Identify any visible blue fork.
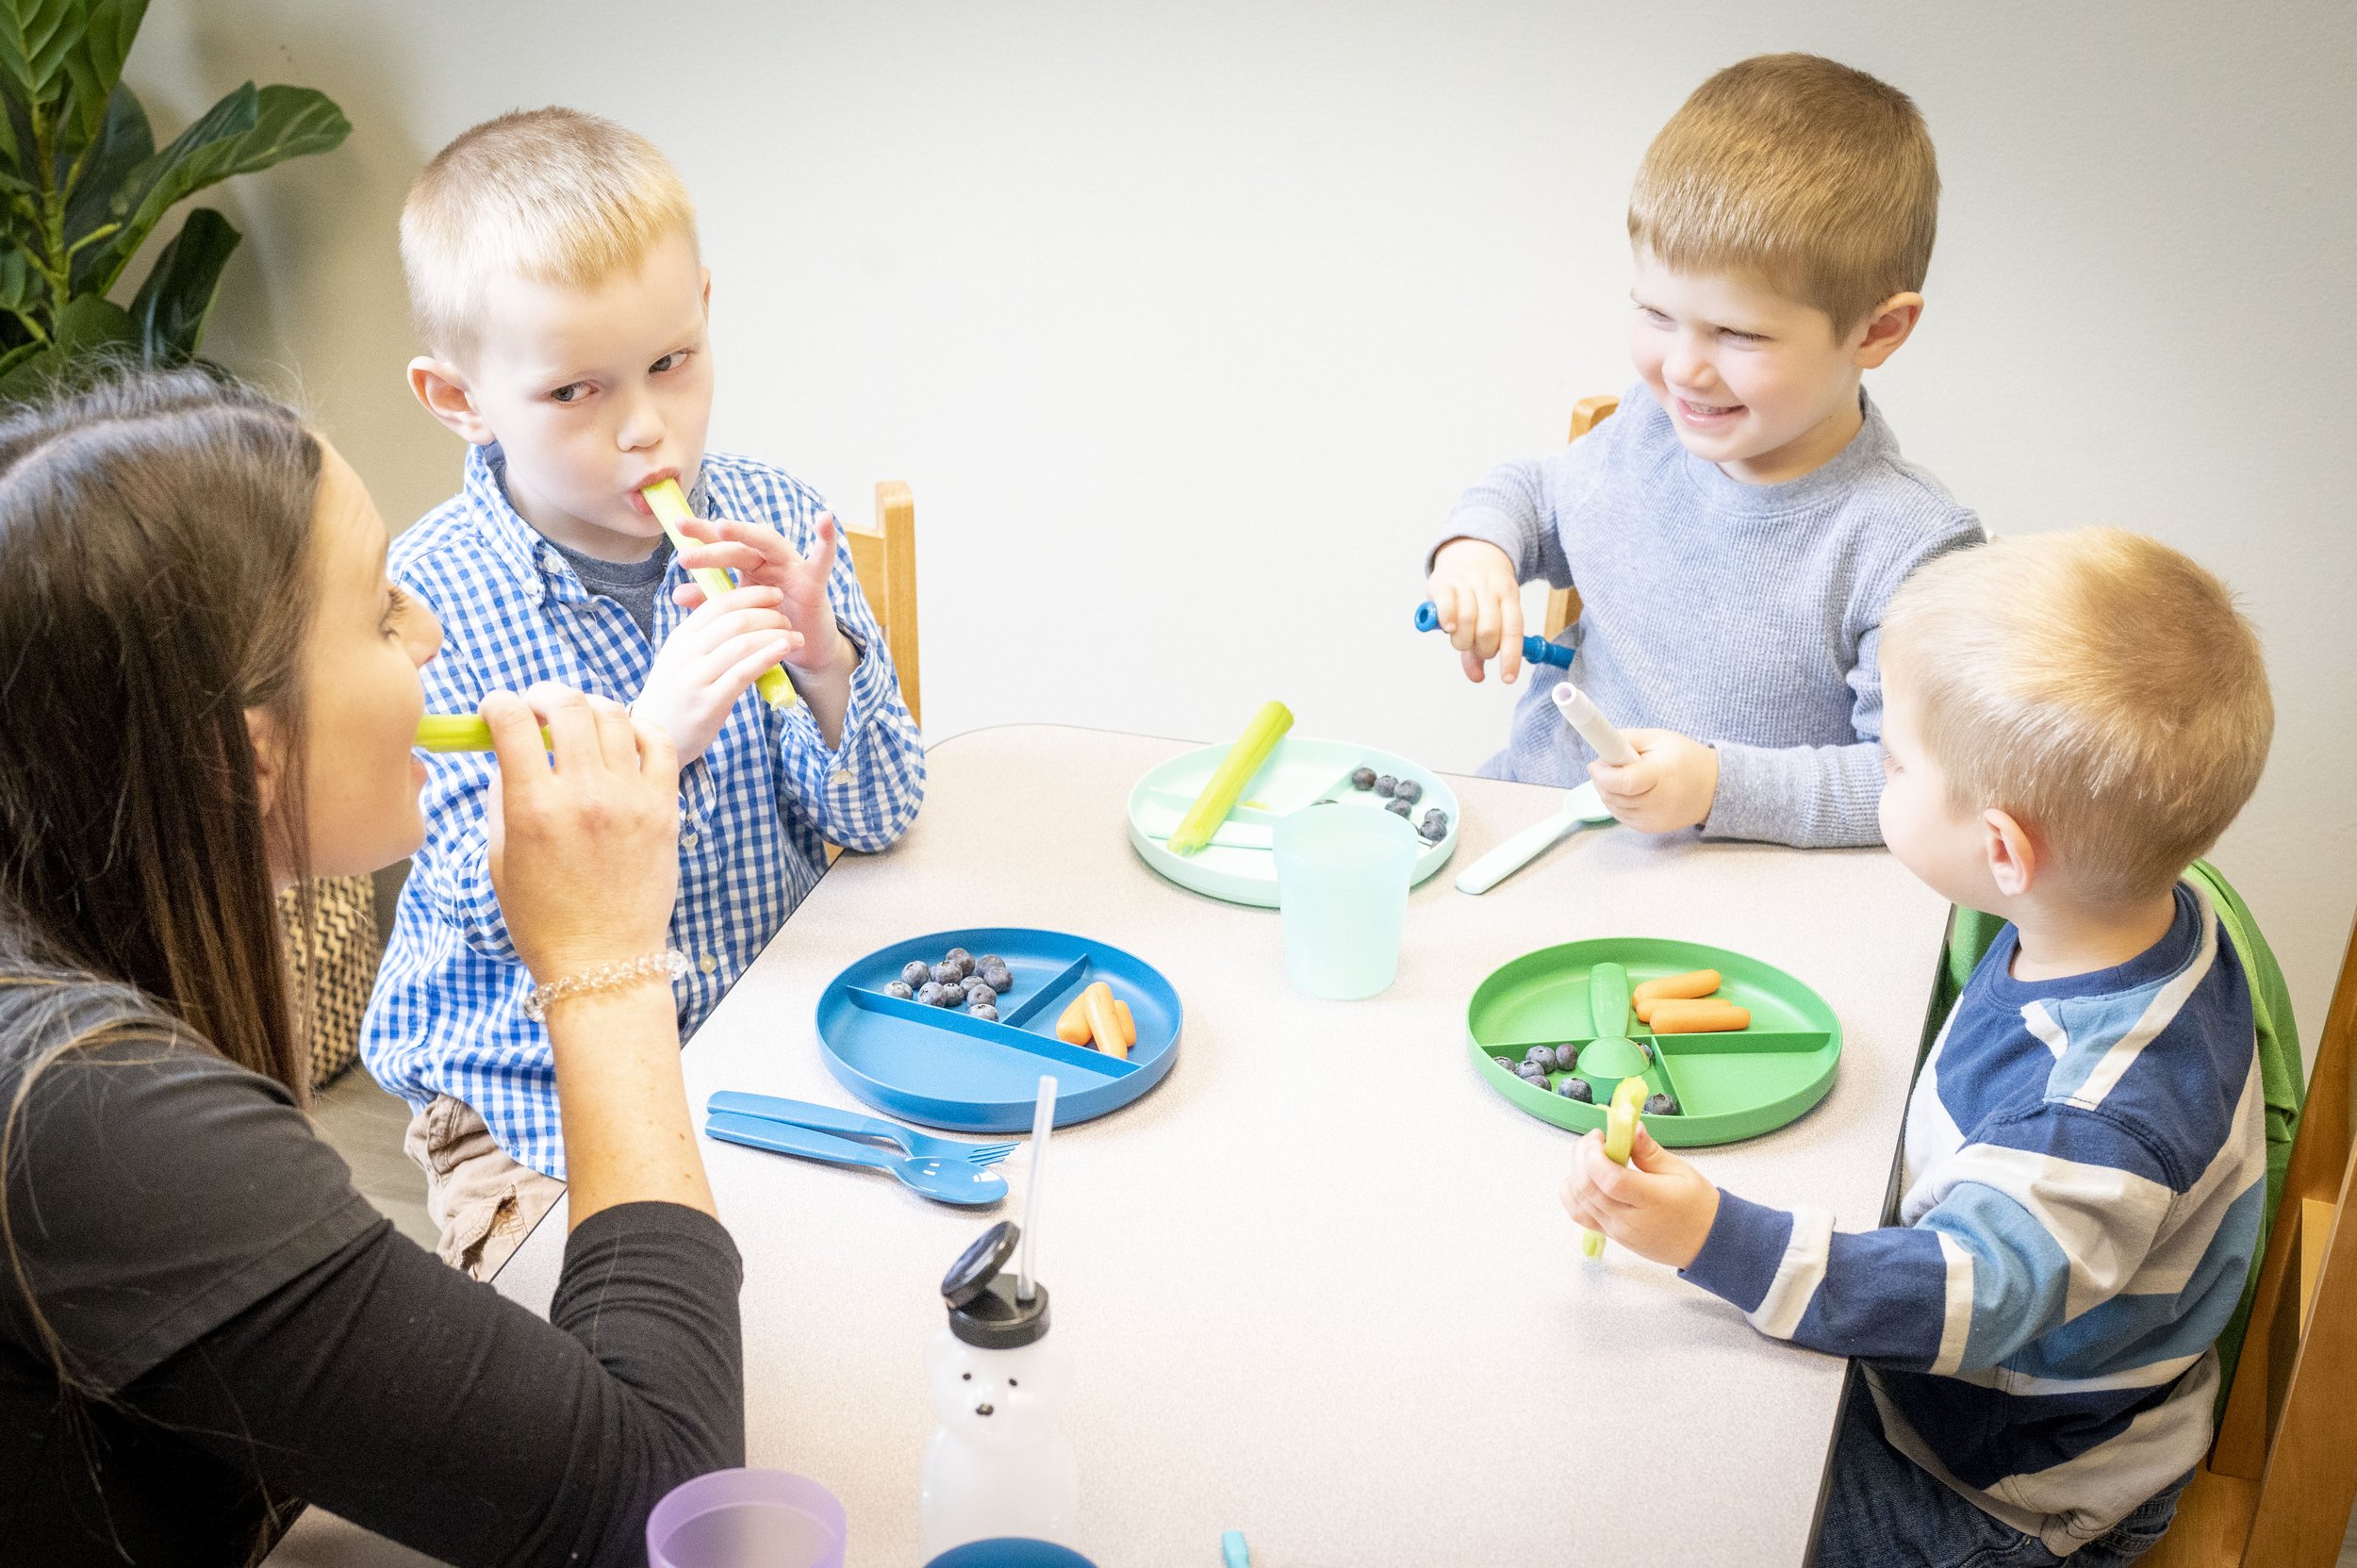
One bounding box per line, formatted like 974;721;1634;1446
705;1091;1019;1167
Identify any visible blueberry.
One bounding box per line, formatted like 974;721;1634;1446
930;962;962;985
1516;1062;1547;1081
1558;1078;1593;1101
978;960;1014;993
915;982;947;1007
884;981;915;1000
1374;774;1396;797
946;947;973;966
964;982;997;1007
1393;779;1423;805
1645;1093;1681;1116
1351;766;1376;790
1556;1043;1579;1072
969;1004;1000;1022
1493;1056;1514;1070
1417;818;1446;842
1386;797;1412;817
1524;1046;1558;1072
901;961;932;988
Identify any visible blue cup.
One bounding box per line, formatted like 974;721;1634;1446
1273;805;1420;999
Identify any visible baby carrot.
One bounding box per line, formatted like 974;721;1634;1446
1056;999;1091;1045
1633;968;1721;1004
1082;982;1129;1062
1648;999;1751;1034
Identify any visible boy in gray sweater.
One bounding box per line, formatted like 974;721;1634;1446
1426;54;1982;848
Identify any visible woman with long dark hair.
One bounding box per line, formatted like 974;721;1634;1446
0;371;746;1565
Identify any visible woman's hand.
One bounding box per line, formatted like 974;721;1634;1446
481;683;682;981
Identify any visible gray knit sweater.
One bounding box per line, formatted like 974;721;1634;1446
1439;385;1982;848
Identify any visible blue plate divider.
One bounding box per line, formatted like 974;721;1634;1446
814;927;1182;1132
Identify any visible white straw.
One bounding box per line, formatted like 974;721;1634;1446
1016;1075;1057;1302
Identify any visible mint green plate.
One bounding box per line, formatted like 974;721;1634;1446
1466;937;1840;1147
1127;736;1457;908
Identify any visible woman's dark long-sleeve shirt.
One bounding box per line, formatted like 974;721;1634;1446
0;974;744;1566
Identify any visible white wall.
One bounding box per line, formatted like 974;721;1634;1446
138;0;2356;1037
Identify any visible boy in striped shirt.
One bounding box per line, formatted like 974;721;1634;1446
363;109;924;1278
1560;530;2275;1564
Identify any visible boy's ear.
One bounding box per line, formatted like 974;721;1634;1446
408;355;493;445
1852;292;1924;370
1982;806;2037;899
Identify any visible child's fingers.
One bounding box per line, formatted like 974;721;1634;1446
1459;646;1487;684
673;589;789;652
1498;593;1525;685
1589;757;1653;800
701;630;799;691
811;510;837;559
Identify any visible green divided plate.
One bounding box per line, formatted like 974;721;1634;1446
1466;937;1840;1147
1127;736;1458;908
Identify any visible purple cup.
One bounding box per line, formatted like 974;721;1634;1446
646;1469;846;1568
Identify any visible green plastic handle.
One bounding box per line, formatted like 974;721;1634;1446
1588;961;1631;1040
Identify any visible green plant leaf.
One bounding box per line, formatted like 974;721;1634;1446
60;75;145;246
0;335;42;379
0;242;34;314
56;0;141;144
0;0;77;108
74;81;347;299
0;288;135;401
124;202;234;360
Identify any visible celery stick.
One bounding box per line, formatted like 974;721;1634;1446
641;477;797;708
414;715;553;752
1167;701;1294;855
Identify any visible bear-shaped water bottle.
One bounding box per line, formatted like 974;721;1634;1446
918;1221;1080;1559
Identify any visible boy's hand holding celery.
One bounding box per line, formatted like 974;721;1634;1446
1558;1121;1721;1268
637;478;857;758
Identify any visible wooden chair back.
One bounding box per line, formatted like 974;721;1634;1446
844;479;921;729
1540;394;1620;640
2145;909;2357;1565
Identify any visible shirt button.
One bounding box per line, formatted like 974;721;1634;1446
699;954;718;976
831;768;853;784
682;830;700;849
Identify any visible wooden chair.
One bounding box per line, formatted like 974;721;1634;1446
1538;394;1620;641
2143;909;2357;1565
844;479;921;729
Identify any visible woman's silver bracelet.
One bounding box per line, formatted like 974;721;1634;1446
521;949;690;1023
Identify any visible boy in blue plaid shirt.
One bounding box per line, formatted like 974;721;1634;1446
362;108;925;1277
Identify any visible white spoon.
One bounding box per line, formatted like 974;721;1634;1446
1454;781;1617;895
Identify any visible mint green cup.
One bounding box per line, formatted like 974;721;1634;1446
1274;806;1420;999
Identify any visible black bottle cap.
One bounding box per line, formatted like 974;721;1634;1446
941;1220;1051;1349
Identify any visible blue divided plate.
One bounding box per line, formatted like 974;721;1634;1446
816;928;1181;1132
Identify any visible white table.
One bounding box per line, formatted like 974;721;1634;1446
273;724;1949;1568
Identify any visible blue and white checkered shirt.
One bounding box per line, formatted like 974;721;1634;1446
362;444;925;1178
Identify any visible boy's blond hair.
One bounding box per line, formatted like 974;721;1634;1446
1629;54;1937;333
1883;530;2271;906
401;107;698;358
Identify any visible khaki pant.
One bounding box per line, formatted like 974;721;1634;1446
403;1095;567;1281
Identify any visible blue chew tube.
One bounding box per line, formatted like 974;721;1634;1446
1412;602;1574;668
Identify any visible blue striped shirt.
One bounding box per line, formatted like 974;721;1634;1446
1683;881;2263;1553
361;445;925;1179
